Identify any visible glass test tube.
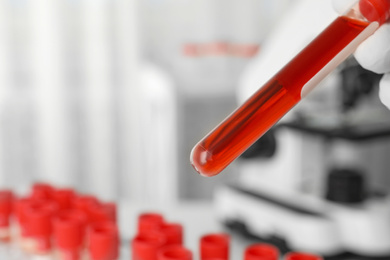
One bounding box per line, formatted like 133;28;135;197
191;0;390;177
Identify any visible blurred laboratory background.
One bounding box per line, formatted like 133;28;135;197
3;0;390;258
0;0;292;202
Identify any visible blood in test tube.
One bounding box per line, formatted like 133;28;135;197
200;233;230;260
137;213;165;234
160;223;183;245
24;200;58;254
88;221;119;260
0;190;13;242
190;0;390;177
157;245;192;260
132;231;167;260
284;252;323;260
244;244;279;260
53;209;87;260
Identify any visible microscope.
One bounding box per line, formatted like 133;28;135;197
214;58;390;260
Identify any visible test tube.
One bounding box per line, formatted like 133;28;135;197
190;0;390;177
199;233;230;260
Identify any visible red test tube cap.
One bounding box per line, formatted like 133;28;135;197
25;200;58;238
138;212;164;234
132;231;167;260
88;221;119;260
31;183;54;200
104;202;117;222
88;202;117;224
52;188;76;210
284;252;323;260
158;245;192;260
14;198;33;237
359;0;390;25
160;223;183;245
244;244;279;260
53;209;87;250
72;195;99;223
200;233;230;260
0;190;13;227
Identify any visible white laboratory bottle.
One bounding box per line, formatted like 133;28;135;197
80;0;116;201
30;0;73;188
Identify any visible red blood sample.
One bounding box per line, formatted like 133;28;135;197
244;244;279;260
191;15;373;177
157;245;192;260
200;233;230;260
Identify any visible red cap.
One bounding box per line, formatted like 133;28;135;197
88;202;117;224
104;203;117;222
72;195;99;211
359;0;390;25
72;195;100;222
244;244;279;260
157;245;192;260
88;221;119;260
0;190;13;227
53;209;87;250
160;223;183;245
31;183;54;200
25;200;58;238
53;188;76;210
284;252;323;260
14;198;33;237
200;233;230;260
23;200;58;252
138;213;164;234
132;231;167;260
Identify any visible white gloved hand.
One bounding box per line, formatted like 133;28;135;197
333;0;390;109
